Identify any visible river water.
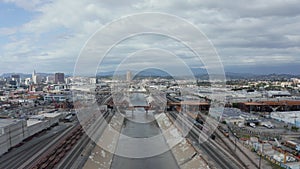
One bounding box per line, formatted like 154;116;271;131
110;93;180;169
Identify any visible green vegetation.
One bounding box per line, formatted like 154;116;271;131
268;161;285;169
232;103;239;108
291;126;299;132
196;80;211;86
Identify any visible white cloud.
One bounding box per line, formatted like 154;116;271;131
0;27;17;36
1;0;46;10
0;0;300;74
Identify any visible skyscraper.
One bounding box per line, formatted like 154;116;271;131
11;74;20;85
126;71;132;82
54;73;65;84
46;75;55;84
32;70;36;84
32;70;42;84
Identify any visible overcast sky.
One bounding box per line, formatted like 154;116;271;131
0;0;300;75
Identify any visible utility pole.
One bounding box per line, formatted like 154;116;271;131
259;152;262;169
234;136;237;152
259;142;264;169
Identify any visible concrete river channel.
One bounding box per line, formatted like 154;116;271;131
110;93;180;169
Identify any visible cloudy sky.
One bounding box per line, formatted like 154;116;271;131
0;0;300;75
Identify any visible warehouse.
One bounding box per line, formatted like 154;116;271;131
220;108;259;125
0;112;63;156
271;111;300;127
0;119;27;155
27;120;48;137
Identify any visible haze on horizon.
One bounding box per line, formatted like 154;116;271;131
0;0;299;75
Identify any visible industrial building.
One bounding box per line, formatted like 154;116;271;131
0;119;27;155
271;111;300;127
0;112;63;156
238;100;300;113
44;94;71;102
220;108;259;125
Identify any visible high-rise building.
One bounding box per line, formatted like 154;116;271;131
126;71;132;82
54;73;65;84
90;77;97;84
11;74;20;85
32;70;36;84
46;76;55;84
32;70;36;79
65;77;71;84
24;78;31;85
32;70;42;84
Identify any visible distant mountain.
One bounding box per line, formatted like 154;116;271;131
135;68;170;77
247;73;300;80
97;71;116;77
96;68;300;80
225;72;256;80
0;73;31;78
190;68;207;76
97;68;171;78
0;72;58;78
191;68;300;80
4;70;297;81
190;68;252;80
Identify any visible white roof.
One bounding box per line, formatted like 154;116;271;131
43;112;62;118
0;119;22;128
27;119;43;126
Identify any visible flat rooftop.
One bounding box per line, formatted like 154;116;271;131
43;112;62;118
170;101;210;106
242;100;300;106
0;119;22;128
27;119;43;126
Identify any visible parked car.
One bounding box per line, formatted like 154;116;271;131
250;123;256;128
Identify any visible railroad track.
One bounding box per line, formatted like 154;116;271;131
0;93;112;169
0;127;68;169
168;111;243;169
56;111;112;169
225;133;260;168
213;130;252;168
55;133;91;169
170;110;260;169
53;94;113;169
189;131;237;169
27;124;83;169
216;125;260;168
26;99;113;169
